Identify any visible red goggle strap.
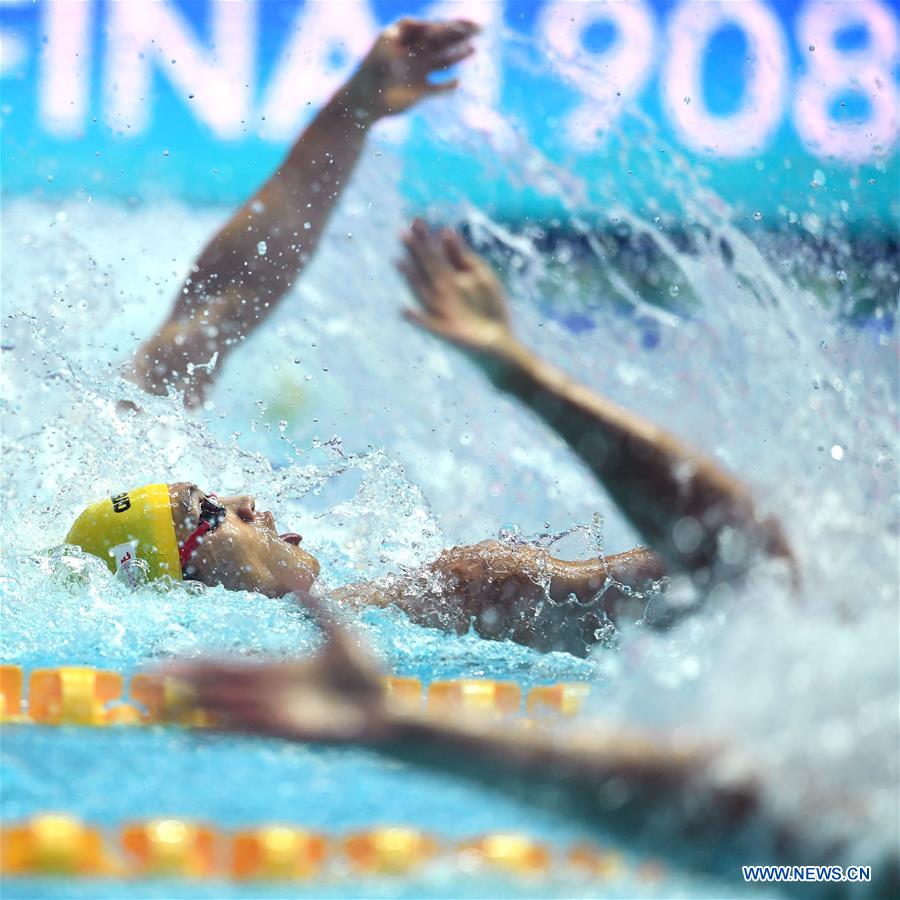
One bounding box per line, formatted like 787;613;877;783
179;520;212;570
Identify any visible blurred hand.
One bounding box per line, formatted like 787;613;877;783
348;19;479;121
398;220;517;361
165;593;391;744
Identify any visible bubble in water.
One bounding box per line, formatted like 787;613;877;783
669;285;680;297
836;270;847;283
250;200;265;214
303;222;311;230
162;149;169;157
683;96;691;105
831;445;844;461
808;44;815;51
753;211;762;221
256;241;267;256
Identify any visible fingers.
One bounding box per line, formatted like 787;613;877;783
423;78;460;97
396;258;432;307
428;44;475;72
402;307;439;334
402;218;444;284
441;230;474;271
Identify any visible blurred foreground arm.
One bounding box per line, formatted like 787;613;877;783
167;596;767;862
130;20;478;407
397;222;795;584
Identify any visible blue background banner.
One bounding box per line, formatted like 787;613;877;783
1;0;898;227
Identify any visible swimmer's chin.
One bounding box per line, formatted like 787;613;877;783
270;563;319;598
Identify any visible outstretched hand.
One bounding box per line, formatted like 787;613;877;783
348;19;479;121
398;220;518;362
164;592;391;744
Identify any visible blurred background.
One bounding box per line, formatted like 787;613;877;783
1;0;897;220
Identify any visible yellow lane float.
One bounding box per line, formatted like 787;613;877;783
28;668;123;726
0;814;114;876
460;833;551;875
0;665;596;727
568;842;626;879
232;826;327;880
381;676;423;709
428;679;522;716
121;819;215;878
344;827;438;875
129;673;217;727
526;683;591;716
1;814;662;884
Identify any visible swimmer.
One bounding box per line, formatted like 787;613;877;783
68;222;792;656
161;234;894;892
130;17;481;408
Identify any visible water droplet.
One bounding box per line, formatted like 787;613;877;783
250;200;264;214
278;419;288;433
162;149;169;157
808;44;815;51
303;222;311;230
293;357;302;364
256;241;267;256
836;270;847;283
669;285;680;297
304;374;312;382
753;211;762;221
683;96;691;105
831;445;844;461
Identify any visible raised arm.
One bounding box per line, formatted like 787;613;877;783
130;19;478;407
397;221;796;585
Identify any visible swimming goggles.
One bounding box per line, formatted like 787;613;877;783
179;494;227;571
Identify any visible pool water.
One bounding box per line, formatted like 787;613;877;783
1;109;898;898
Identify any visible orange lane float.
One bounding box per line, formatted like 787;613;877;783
121;819;215;878
568;842;626;880
232;827;327;880
460;833;552;875
381;676;423;709
0;664;26;723
344;827;438;875
0;814;114;876
1;815;655;884
427;679;522;716
129;673;216;727
526;683;591;717
0;665;595;727
28;667;123;726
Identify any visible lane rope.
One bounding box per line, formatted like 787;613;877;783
1;814;665;883
0;664;592;727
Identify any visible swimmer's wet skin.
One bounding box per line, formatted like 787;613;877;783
65;482;665;656
129;18;480;409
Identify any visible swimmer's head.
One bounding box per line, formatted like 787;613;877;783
66;483;320;597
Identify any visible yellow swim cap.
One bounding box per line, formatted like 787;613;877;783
65;484;182;582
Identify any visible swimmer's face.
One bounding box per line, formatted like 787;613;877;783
167;483;320;598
